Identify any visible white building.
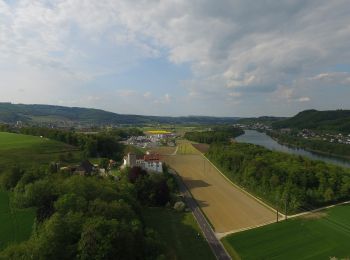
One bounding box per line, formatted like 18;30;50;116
123;152;163;173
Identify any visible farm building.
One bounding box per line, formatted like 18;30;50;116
123;152;163;173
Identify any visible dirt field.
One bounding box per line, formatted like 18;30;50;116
162;153;276;233
192;143;210;154
149;146;177;155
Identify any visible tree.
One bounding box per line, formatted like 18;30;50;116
0;166;25;190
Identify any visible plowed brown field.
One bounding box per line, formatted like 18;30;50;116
162;152;276;233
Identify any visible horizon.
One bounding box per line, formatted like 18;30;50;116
0;101;337;118
1;1;350;117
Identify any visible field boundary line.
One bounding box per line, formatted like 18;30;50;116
169;168;232;260
216;219;277;239
190;142;350;220
288;200;350;219
197;151;281;216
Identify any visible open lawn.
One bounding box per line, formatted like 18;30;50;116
161;152;275;233
142;207;215;260
0;132;80;171
222;204;350;260
0;191;35;250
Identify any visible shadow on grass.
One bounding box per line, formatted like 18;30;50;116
143;207;215;260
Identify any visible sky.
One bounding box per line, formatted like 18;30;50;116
0;0;350;117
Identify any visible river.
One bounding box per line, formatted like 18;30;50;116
236;130;350;168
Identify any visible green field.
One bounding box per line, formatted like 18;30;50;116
0;191;35;250
176;140;200;155
143;207;215;260
0;132;80;171
222;204;350;260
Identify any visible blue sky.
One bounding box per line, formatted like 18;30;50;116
0;0;350;117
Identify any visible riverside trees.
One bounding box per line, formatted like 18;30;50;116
207;143;350;213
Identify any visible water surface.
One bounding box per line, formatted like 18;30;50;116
236;130;350;168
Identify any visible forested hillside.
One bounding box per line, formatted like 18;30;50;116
0;103;239;126
237;116;286;125
273;109;350;133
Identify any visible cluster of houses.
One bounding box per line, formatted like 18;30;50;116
59;151;164;177
297;129;350;145
59;159;117;177
122;152;163;173
234;123;272;131
125;133;176;148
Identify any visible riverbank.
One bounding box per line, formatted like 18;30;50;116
267;133;350;161
236;130;350;168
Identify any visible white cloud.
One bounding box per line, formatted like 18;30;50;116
1;0;350;116
297;97;310;102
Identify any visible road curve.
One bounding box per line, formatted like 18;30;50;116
171;169;231;260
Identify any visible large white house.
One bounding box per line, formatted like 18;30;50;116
123;152;163;173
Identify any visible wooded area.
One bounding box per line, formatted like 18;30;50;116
207;143;350;213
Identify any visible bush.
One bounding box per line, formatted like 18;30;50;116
173;201;186;212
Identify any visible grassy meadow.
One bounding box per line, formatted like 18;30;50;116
222;204;350;260
143;207;215;260
0;132;81;171
0;191;35;250
176;140;201;155
0;132;81;251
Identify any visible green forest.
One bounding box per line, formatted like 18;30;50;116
184;126;243;144
0;103;238;126
0;158;178;259
272;109;350;133
207;142;350;213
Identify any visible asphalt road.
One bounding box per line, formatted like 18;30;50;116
172;170;232;260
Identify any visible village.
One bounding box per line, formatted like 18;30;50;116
58;131;174;177
124;131;176;148
296;129;350;145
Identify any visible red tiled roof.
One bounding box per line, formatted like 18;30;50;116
144;153;160;162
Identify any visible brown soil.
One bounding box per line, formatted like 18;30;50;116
149;146;177;155
192;143;210;154
162;154;276;233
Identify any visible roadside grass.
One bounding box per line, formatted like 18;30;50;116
222;204;350;260
0;132;81;171
0;191;35;251
142;207;215;260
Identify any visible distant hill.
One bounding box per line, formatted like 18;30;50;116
0;103;239;126
237;116;286;126
272;109;350;133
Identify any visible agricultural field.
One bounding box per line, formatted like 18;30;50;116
161;149;276;233
149;146;177;155
222;204;350;260
0;191;35;250
142;207;215;260
0;132;80;171
192;143;210;154
146;130;172;135
176;140;201;155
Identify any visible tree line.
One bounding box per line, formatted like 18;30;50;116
0;162;177;259
184;126;244;144
0;125;143;162
207;142;350;213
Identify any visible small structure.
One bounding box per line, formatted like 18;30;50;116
123;152;163;173
75;160;95;176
